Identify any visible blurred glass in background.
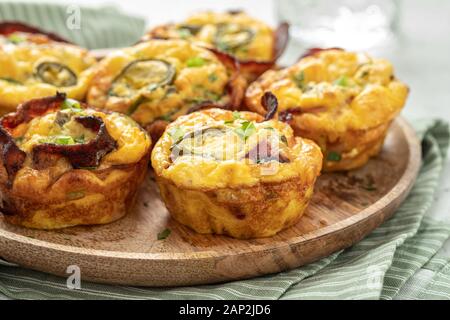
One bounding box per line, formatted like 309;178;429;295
276;0;400;51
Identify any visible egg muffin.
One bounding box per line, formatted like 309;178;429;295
145;11;289;79
87;39;246;142
0;23;96;114
245;48;409;171
152;95;322;239
0;93;151;229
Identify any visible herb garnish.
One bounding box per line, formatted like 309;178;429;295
55;136;75;145
8;34;25;44
186;57;206;68
327;151;342;162
157;228;171;240
334;75;349;87
235;121;256;141
178;28;192;39
168;127;185;143
293;71;305;89
61;98;82;112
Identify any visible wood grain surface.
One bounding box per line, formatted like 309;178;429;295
0;117;421;287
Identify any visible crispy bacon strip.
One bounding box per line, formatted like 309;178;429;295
1;92;67;129
0;21;72;44
300;47;344;60
0;127;26;187
261;91;278;121
32;115;117;169
0;94;118;186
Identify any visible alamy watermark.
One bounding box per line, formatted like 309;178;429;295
66;5;81;30
66;264;81;290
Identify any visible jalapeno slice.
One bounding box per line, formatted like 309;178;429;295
214;24;255;52
171;126;244;162
109;59;175;98
35;62;77;87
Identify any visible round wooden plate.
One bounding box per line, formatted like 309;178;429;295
0;117;421;287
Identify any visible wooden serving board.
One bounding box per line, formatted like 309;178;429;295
0;117;421;287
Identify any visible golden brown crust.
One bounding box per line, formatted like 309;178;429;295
157;175;315;239
1;154;149;229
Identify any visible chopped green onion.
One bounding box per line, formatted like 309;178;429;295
334;75;349;87
8;34;25;44
327;151;342;162
157;228;171;240
61;98;82;112
186;57;206;68
168;127;185;143
55;136;75;145
293;71;305;89
178;28;192;39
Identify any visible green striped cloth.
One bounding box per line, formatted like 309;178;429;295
0;119;449;300
0;1;146;49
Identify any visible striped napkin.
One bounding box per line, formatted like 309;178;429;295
0;1;146;49
0;119;449;300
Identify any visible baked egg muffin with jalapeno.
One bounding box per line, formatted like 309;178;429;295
245;48;409;172
87;39;246;143
145;11;289;79
0;93;151;229
151;93;322;239
0;23;96;114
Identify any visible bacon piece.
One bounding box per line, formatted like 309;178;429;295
0;127;26;187
261;91;278;121
1;92;67;129
32;115;117;169
0;21;72;44
300;47;344;60
245;139;290;164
